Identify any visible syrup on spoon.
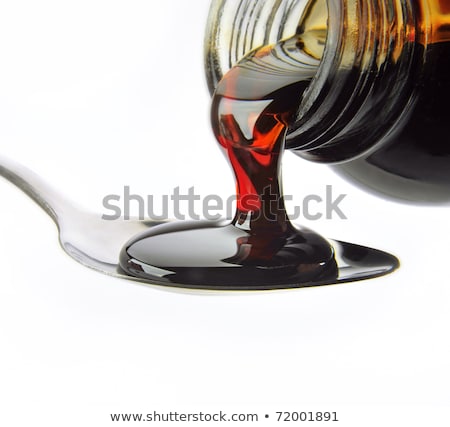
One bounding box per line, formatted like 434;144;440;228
0;154;398;290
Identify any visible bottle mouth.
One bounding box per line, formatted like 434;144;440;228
205;0;419;162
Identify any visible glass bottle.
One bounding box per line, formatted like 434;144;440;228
205;0;450;204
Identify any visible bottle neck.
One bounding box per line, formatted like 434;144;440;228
204;0;448;161
290;0;420;162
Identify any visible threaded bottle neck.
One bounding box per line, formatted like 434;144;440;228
205;0;423;162
289;0;420;162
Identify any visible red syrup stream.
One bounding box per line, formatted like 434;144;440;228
119;38;338;289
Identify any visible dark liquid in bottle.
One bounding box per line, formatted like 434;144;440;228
119;38;339;289
331;42;450;203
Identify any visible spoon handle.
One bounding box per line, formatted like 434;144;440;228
0;155;73;224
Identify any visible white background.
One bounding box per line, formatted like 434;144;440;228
0;1;449;426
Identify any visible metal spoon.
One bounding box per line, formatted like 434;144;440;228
0;155;399;290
